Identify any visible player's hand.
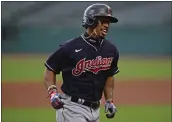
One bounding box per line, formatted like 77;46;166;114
50;92;64;109
105;100;117;119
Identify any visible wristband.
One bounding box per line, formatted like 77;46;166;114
47;85;57;96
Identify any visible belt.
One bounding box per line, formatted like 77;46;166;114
71;96;100;109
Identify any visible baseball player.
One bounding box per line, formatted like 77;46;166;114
44;3;119;122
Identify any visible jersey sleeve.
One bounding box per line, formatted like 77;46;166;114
106;50;120;77
44;45;67;74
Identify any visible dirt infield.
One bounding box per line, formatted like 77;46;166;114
2;80;171;108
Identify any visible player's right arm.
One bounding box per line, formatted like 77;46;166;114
43;45;67;109
44;68;56;92
44;45;66;88
44;47;62;92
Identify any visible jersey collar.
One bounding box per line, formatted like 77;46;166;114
81;32;104;51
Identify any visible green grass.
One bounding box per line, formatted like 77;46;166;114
118;58;171;80
2;57;46;82
2;56;171;82
2;105;171;122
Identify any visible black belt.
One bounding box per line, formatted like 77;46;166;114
71;96;100;109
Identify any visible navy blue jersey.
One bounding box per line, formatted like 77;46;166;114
45;33;119;101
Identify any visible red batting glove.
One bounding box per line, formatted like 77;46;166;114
50;92;64;109
47;85;64;109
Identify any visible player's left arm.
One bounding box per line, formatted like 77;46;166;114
103;48;119;118
104;75;115;102
104;75;117;119
104;49;119;102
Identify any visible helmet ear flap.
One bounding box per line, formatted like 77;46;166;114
89;17;98;27
82;16;98;28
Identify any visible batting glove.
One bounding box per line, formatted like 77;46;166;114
48;85;64;109
105;100;117;119
50;92;64;109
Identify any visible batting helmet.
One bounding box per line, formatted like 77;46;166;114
82;3;118;28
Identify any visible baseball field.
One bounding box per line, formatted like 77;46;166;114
2;54;171;122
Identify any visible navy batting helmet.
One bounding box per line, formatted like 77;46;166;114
82;3;118;28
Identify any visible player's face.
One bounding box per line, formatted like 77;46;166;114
95;17;111;38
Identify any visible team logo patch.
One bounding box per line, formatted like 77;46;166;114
72;56;113;76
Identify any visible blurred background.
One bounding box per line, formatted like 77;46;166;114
1;1;171;122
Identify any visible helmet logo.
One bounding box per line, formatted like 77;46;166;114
108;7;112;15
